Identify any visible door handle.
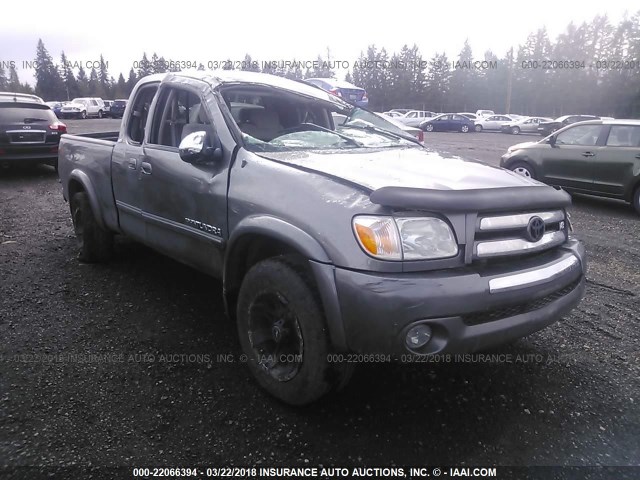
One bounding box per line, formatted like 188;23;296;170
140;162;152;175
635;154;640;159
127;158;137;169
581;152;595;157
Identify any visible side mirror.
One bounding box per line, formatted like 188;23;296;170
548;135;556;147
178;127;222;164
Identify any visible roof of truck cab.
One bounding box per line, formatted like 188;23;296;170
137;70;345;105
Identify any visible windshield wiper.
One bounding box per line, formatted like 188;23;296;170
299;122;364;147
341;122;418;144
23;117;48;123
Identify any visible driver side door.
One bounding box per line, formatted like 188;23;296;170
141;84;231;275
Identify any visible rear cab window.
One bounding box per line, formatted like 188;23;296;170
127;85;159;144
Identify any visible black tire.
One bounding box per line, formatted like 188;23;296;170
460;124;469;133
475;124;483;132
81;111;87;119
508;161;536;180
70;192;113;263
633;185;640;215
97;110;103;119
511;126;520;135
237;256;351;405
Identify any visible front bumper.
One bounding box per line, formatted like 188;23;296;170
333;238;586;355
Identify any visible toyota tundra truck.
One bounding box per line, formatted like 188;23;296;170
58;71;586;405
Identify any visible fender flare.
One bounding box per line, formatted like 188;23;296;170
224;215;348;350
67;169;107;230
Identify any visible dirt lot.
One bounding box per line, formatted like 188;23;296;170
1;120;638;475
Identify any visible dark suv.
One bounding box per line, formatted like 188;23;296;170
109;99;127;119
538;115;600;136
0;101;67;169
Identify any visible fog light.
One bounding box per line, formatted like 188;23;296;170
405;324;432;350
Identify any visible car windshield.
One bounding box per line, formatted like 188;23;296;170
222;86;419;153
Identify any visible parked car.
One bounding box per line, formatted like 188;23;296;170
304;77;368;107
537;115;600;136
501;119;640;214
0;98;66;169
501;116;554;135
0;92;45;104
475;114;514;132
383;111;404;117
103;100;113;117
58;71;585;405
398;110;436;127
458;112;478;121
45;101;66;117
475;109;495;118
59;97;106;119
109;99;128;118
420;113;475;133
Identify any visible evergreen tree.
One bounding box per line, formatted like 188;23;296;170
59;52;79;100
126;68;137;95
76;65;89;96
34;39;65;100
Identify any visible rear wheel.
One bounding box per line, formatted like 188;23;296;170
461;124;469;133
511;126;521;135
509;161;536;180
633;185;640;215
70;192;113;262
237;256;352;405
475;124;483;132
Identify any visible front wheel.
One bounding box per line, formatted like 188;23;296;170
425;124;434;132
237;256;352;405
475;124;483;132
97;110;103;119
70;192;113;262
80;111;87;119
509;161;536;180
633;185;640;215
511;126;520;135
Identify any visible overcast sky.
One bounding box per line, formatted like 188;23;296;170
1;0;637;84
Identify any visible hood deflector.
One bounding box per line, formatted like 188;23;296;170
370;185;572;213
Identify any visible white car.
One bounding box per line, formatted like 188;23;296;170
60;97;105;119
500;116;554;135
397;110;435;127
474;114;514;132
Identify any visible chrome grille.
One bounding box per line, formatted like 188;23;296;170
474;210;566;259
7;130;46;144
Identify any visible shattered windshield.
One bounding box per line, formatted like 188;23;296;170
221;85;420;152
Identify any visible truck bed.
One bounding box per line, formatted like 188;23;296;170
58;132;119;232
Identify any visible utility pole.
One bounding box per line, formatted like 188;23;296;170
505;47;513;114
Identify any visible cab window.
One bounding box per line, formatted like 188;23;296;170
127;84;159;144
150;87;210;148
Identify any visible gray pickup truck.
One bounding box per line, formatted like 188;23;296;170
58;71;586;405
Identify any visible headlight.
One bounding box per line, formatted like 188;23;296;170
353;215;458;261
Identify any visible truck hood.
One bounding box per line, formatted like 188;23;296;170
259;147;540;191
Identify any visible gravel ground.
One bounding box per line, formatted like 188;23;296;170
1;121;638;475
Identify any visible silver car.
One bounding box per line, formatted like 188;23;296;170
398;110;436;127
474;114;514;132
501;116;554;135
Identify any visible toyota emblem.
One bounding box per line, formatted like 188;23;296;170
526;216;545;242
